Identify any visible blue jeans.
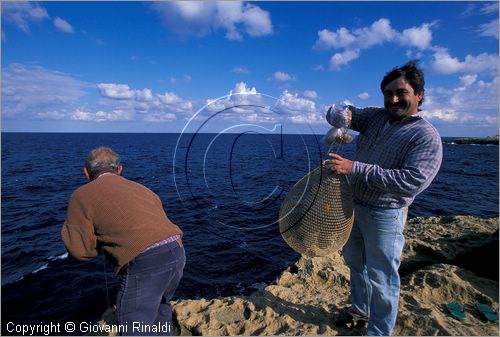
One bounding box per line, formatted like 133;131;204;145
342;202;407;336
116;240;185;336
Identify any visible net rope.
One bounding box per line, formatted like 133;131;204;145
279;132;354;257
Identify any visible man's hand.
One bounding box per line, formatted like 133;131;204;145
323;153;353;174
326;105;352;128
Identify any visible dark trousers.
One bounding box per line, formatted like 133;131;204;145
116;241;185;336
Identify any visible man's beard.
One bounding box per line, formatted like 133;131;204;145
385;103;410;121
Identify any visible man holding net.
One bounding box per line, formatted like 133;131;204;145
324;61;443;336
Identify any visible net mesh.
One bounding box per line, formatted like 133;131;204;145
279;166;354;257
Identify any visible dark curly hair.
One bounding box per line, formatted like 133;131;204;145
380;60;425;106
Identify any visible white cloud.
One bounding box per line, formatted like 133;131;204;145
315;19;436;70
158;92;182;104
227;82;261;108
462;3;498;18
406;49;424;60
462;3;498;40
205;84;324;125
95;110;132;121
329;49;360;71
429;48;462;74
315;27;356;50
203;82;273;123
95;83;194;121
272;71;295;82
53;17;74;33
151;1;272;41
355;18;397;49
315;19;397;51
35;110;66;120
231;82;257;95
168;75;192;84
70;108;132;122
71;102;178;122
303;90;318;100
136;88;154;102
460;4;477;18
233;66;249;74
399;23;434;49
143;113;177;122
2;63;88;118
97;83;136;99
357;92;370;100
421;76;498;126
154;92;193;114
478;19;499;39
70;109;94;121
151;2;219;38
3;64;323;126
429;47;498;75
276;90;318;117
479;2;499;15
215;1;244;40
421;108;497;125
459;74;477;87
2;2;49;33
241;3;273;37
313;64;325;72
2;63;196;125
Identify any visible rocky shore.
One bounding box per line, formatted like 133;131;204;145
98;215;499;336
444;135;499;145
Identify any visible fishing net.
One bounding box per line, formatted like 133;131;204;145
279;166;354;257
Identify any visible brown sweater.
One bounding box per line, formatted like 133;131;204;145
61;173;182;273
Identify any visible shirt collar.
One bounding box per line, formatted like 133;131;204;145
96;172;117;179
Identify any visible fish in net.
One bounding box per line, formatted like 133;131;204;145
279;114;354;257
279;166;354;257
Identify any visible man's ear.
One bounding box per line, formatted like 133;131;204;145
117;164;123;176
416;92;424;104
83;167;90;180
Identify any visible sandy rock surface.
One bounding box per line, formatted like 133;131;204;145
98;215;499;336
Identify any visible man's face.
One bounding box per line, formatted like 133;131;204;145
383;77;423;122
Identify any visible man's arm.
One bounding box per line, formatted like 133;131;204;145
326;105;383;133
61;193;98;260
348;106;385;134
351;131;443;197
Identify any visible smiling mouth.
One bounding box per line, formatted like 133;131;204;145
388;105;404;111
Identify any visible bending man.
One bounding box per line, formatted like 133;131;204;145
62;147;185;336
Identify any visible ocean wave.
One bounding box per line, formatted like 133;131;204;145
3;253;69;285
250;282;267;291
2;274;25;286
49;252;68;261
32;263;49;274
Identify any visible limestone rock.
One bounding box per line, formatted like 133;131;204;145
97;216;499;336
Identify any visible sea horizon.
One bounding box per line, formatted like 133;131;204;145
1;131;498;139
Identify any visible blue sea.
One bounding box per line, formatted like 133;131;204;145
1;132;498;334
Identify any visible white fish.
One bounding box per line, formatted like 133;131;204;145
323;127;353;146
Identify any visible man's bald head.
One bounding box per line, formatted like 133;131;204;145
84;147;121;180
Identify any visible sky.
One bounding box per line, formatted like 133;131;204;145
1;1;498;137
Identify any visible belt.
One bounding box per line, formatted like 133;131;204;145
142;234;182;253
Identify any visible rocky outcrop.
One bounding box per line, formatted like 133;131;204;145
98;216;499;336
444;135;499;145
